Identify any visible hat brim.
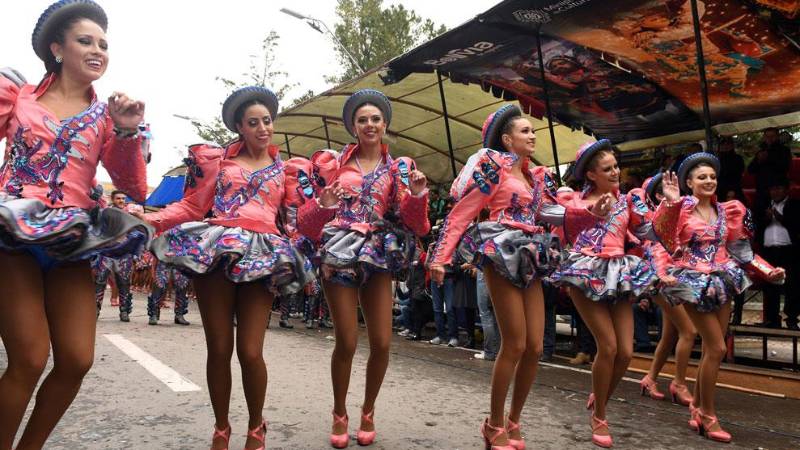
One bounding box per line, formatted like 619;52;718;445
222;87;279;133
645;173;663;204
343;90;392;137
573;139;613;181
482;104;522;151
677;152;720;193
32;1;108;62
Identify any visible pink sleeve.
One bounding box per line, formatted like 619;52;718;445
648;242;672;278
145;144;222;233
722;200;753;242
555;191;603;245
429;162;495;266
721;200;780;282
99;115;148;202
0;74;21;138
295;150;341;242
626;189;658;242
653;197;685;253
282;157;316;239
391;157;430;237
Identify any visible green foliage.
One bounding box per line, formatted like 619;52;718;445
191;31;298;146
328;0;446;83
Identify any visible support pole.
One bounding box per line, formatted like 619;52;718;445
284;134;292;157
323;118;332;149
535;28;562;184
689;0;714;151
436;70;458;179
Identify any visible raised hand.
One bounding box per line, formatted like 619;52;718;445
429;263;446;286
659;274;678;286
590;192;614;217
768;267;786;284
108;91;145;131
409;169;428;196
661;171;681;202
318;180;345;208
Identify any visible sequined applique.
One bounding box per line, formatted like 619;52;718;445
213;160;284;218
183;152;203;189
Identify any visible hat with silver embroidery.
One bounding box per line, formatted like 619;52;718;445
32;0;108;63
342;89;392;137
677;152;720;193
221;86;279;133
573;139;613;182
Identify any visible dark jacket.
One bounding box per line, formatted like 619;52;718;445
755;197;800;248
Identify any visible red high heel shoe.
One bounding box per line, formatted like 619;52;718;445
590;415;613;448
695;410;732;443
245;420;267;450
506;417;525;450
356;409;377;446
481;418;515;450
669;381;693;406
639;375;665;400
210;424;231;450
330;411;349;449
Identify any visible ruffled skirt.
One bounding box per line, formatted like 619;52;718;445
456;221;561;289
319;221;415;287
0;195;152;263
151;222;314;297
660;263;751;313
548;252;658;303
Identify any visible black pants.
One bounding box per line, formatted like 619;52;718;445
574;310;596;356
761;245;799;326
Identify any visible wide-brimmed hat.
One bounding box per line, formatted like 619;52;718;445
342;89;391;137
677;152;720;193
221;86;279;133
573;139;613;182
32;0;108;62
644;173;663;204
481;104;522;151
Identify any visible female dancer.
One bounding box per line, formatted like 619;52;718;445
637;174;696;406
0;1;150;448
295;89;430;448
655;154;784;443
141;87;314;450
545;140;661;448
429;104;562;450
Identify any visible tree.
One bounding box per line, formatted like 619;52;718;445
328;0;447;83
191;31;298;146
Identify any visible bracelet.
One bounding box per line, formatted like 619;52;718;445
113;126;139;138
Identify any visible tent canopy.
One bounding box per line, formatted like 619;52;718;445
145;171;185;207
385;0;800;151
274;69;591;184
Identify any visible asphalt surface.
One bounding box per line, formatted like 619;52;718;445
2;293;799;450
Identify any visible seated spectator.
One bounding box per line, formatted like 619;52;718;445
755;176;799;329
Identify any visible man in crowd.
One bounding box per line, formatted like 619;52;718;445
748;127;792;214
94;190;137;322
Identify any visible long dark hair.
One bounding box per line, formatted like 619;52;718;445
42;10;107;75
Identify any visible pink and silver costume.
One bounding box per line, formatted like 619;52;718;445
0;71;151;267
295;144;430;287
430;148;561;288
147;141;314;296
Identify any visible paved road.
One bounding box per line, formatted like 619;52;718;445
3;294;799;449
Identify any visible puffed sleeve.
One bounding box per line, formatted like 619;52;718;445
390;156;430;237
652;196;687;254
282;156;316;239
539;190;603;245
723;200;780;282
0;68;23;138
429;150;499;266
296;149;340;242
626;188;659;243
145;144;223;233
99;113;149;202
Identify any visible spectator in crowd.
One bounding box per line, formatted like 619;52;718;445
429;240;458;347
632;297;662;352
474;269;501;360
671;142;704;173
569;311;596;365
715;136;745;200
405;241;431;341
454;262;478;349
748;127;792;213
540;282;558;362
755;176;800;329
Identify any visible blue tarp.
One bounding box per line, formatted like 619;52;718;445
145;175;185;207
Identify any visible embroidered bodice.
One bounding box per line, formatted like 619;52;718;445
430;148;559;266
0;73;148;208
147;141;304;235
295;143;430;242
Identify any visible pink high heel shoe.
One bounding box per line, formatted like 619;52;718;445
356;409;377;446
639;375;665;400
687;403;699;431
591;415;613;448
586;393;595;411
695;409;732;443
669;381;693;406
245;420;267;450
506;417;526;450
210;424;231;450
481;418;516;450
330;411;349;449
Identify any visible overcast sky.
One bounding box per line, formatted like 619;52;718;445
2;0;495;186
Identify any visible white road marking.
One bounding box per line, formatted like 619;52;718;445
103;334;201;392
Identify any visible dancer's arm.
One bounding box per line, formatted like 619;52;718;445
724;200;785;284
391;157;430;237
